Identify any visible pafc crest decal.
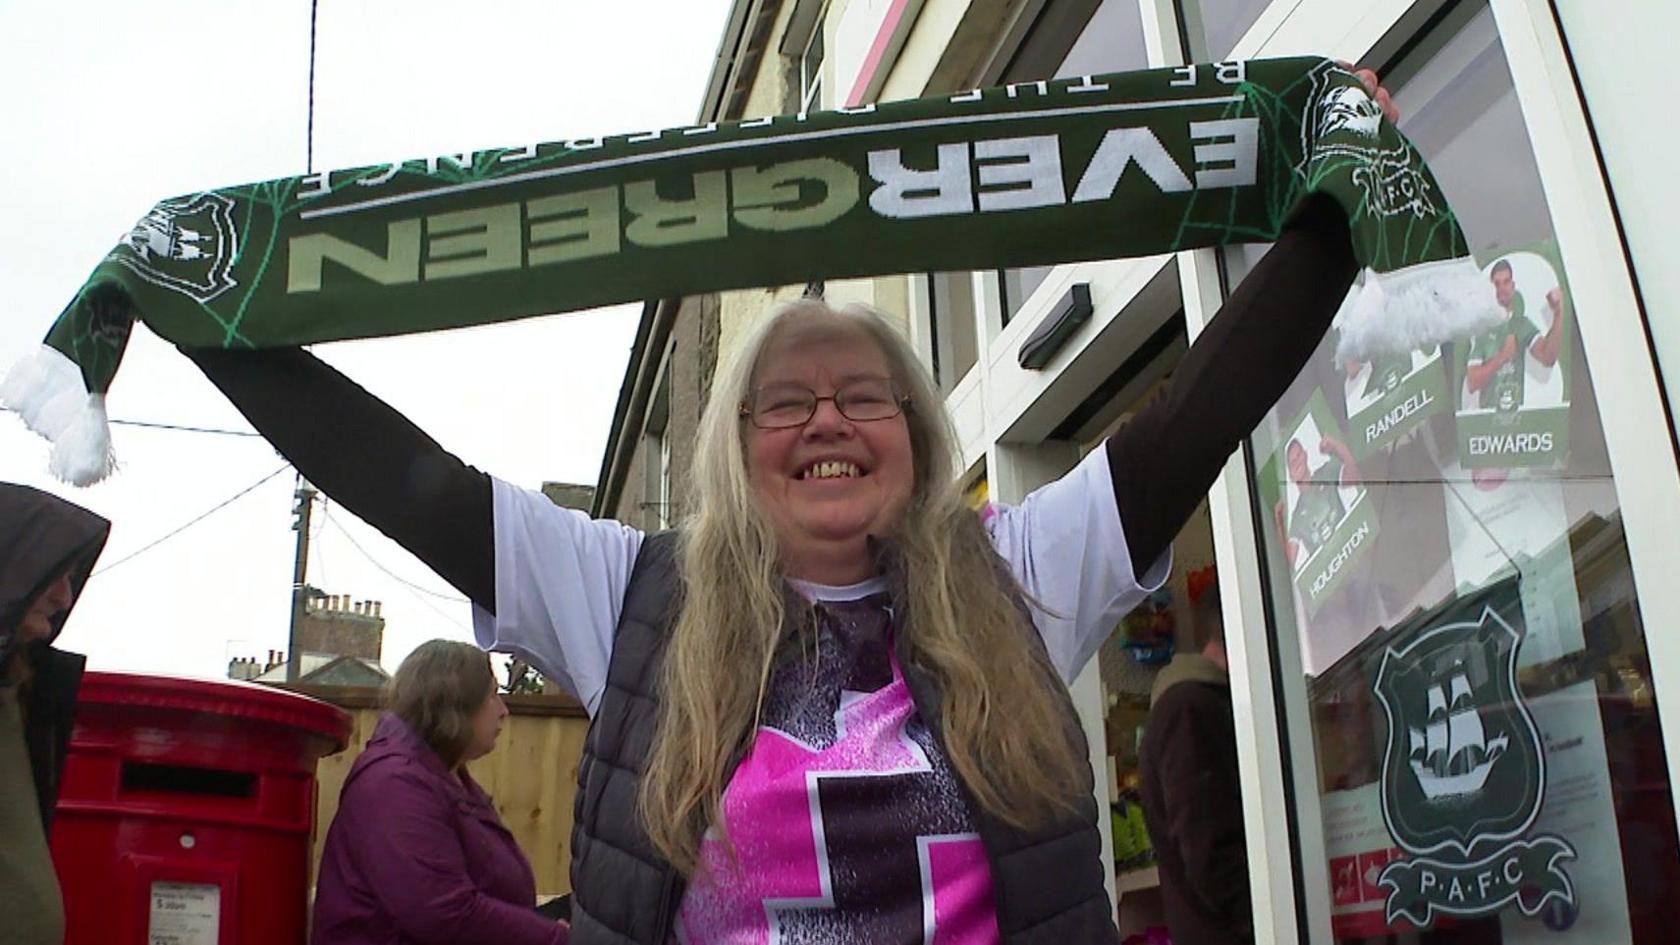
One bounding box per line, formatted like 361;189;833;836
1370;582;1576;927
109;192;240;303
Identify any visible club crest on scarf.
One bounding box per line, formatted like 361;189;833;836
1370;581;1576;928
1299;63;1436;221
111;193;241;303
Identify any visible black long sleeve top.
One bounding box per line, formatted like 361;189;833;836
186;196;1356;615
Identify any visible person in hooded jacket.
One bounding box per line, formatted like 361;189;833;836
0;482;110;945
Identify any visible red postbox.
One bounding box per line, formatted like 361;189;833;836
50;672;352;945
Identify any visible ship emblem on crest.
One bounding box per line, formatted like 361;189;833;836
110;192;240;303
1407;669;1510;800
1371;590;1576;927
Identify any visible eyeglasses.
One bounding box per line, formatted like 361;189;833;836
740;378;910;429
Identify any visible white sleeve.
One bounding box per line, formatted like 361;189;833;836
472;477;644;715
982;446;1171;682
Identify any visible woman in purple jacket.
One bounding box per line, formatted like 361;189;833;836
312;640;568;945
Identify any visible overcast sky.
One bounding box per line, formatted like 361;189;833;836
1;0;733;680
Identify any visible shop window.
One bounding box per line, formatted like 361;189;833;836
1071;340;1216;937
1101;494;1227;938
1175;0;1270;62
998;268;1047;327
658;426;672;529
643;363;672;530
961;460;989;515
800;15;825;113
927;271;978;393
1238;5;1679;942
995;0;1149;327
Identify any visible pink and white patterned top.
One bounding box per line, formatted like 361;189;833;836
676;581;996;944
476;446;1169;943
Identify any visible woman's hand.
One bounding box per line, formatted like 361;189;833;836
1340;62;1400;124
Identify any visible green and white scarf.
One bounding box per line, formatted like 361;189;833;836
4;57;1499;484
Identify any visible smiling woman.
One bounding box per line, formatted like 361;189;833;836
737;307;919;584
181;159;1367;941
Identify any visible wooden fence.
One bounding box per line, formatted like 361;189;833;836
287;685;590;897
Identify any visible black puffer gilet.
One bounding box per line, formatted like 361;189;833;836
567;531;1119;944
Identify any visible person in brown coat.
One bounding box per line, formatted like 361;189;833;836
1138;566;1253;945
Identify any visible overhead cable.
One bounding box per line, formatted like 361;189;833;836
320;507;472;604
92;464;292;576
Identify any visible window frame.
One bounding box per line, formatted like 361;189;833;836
1176;0;1680;939
800;12;826;113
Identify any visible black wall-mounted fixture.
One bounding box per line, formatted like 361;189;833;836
1017;282;1092;370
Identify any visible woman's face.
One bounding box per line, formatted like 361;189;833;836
462;687;509;764
18;573;73;644
744;319;915;582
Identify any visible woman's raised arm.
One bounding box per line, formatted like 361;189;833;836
984;197;1357;680
185;346;495;611
1106;194;1358;573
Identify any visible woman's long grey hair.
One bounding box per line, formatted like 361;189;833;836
639;298;1089;873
